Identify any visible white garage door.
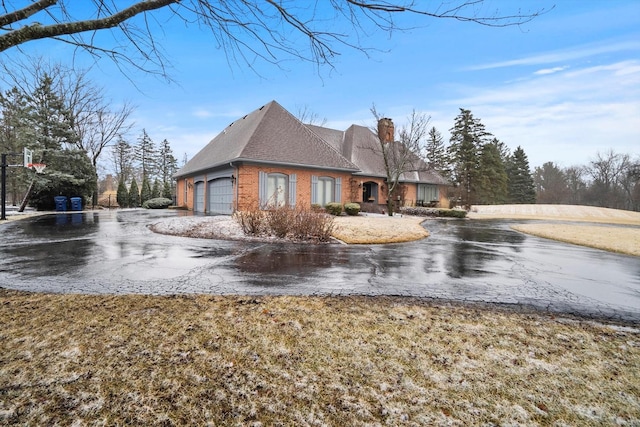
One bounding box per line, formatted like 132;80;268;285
194;181;205;213
207;178;233;214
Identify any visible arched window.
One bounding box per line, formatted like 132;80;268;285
259;171;297;208
266;173;288;207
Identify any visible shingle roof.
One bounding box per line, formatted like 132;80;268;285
176;101;448;185
175;101;358;177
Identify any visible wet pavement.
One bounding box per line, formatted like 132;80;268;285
1;210;639;323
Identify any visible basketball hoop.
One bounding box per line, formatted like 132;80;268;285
28;163;47;174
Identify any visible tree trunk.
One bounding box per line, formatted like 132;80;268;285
18;179;35;212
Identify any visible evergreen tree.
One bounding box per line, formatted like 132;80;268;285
507;146;536;203
112;135;135;184
162;180;173;199
151;178;161;199
140;175;152;204
424;126;448;176
534;162;569;204
29;149;97;210
158;138;178;200
128;178;140;207
19;75;81;210
116;179;129;208
29;75;78;161
135;129;157;181
0;87;33;205
448;108;492;208
476;140;508;204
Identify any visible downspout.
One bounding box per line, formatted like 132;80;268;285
231;162;238;212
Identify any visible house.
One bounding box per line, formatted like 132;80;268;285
174;101;449;214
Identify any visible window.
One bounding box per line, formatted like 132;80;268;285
266;173;288;207
312;176;342;206
417;184;439;203
259;172;297;208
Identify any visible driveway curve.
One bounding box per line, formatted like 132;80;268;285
0;210;639;323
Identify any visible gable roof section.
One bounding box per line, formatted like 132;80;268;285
175;101;358;177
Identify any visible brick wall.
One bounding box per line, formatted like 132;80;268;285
237;164;354;211
177;166;447;212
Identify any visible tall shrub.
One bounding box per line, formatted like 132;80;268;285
117;179;129;208
128;179;140;207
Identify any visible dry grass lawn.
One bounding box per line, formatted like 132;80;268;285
512;223;640;257
332;215;429;244
1;290;639;426
470;204;640;257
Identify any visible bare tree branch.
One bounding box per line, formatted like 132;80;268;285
0;1;552;78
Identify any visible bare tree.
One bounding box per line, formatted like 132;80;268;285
586;150;629;209
371;105;431;216
0;1;550;77
295;104;327;126
1;59;134;170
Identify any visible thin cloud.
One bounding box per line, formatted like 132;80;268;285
534;66;568;75
440;60;640;167
467;40;640;70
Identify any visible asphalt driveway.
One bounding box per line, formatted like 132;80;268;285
1;210;638;323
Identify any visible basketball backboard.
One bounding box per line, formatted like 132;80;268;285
23;147;32;167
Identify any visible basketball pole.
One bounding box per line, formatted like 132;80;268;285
1;153;8;220
1;152;22;221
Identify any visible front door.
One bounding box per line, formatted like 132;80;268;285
362;181;378;204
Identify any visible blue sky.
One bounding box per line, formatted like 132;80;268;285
4;1;640;173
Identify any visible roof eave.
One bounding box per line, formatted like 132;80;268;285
175;158;361;178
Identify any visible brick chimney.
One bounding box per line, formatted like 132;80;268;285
377;118;394;143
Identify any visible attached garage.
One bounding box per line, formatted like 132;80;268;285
207;178;234;214
194;181;205;213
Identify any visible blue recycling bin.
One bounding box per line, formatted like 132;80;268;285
54;196;68;212
70;197;83;211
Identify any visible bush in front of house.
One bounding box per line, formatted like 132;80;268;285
142;197;173;209
438;209;467;218
325;202;343;216
344;203;361;216
291;209;335;241
400;206;467;218
235;209;266;235
234;204;335;242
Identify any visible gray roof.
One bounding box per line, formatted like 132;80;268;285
176;101;358;177
176;101;448;185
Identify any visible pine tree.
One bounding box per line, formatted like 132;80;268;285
128;178;140;207
112;136;135;186
19;75;81;211
140;175;152;204
534;162;570;204
448;108;492;208
0;87;33;205
117;179;129;208
476;140;508;204
135;129;157;181
28;149;96;210
29;75;78;160
151;178;161;199
424;126;449;178
162;180;173;199
158;138;178;199
507;146;536;203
